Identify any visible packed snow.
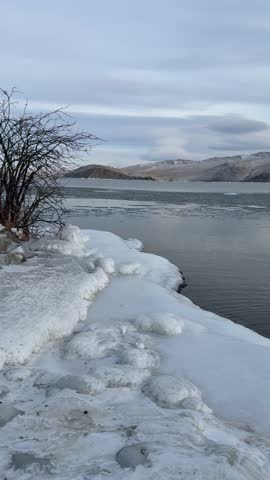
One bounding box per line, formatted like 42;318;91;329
0;224;270;479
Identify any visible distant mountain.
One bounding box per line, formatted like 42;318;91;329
64;164;155;181
121;152;270;182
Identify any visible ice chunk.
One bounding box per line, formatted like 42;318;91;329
119;348;160;369
0;403;22;427
11;452;52;472
116;445;150;469
58;224;88;247
142;375;201;408
135;312;184;336
125;238;144;251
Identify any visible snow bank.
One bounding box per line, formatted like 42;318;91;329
1;225;270;479
0;227;109;367
84;229;184;289
88;274;270;436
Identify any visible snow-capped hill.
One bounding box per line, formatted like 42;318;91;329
122;152;270;181
153;159;194;166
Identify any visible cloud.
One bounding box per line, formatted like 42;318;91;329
208;115;269;134
1;0;270;165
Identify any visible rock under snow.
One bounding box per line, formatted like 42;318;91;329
116;445;150;469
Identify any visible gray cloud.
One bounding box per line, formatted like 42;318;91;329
1;0;270;165
208;115;269;135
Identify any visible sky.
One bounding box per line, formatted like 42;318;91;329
1;0;270;166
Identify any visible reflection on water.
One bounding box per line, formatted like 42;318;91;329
62;183;270;338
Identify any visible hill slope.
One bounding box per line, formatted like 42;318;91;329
121;152;270;182
64;164;155;180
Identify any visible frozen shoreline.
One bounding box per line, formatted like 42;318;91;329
0;225;270;478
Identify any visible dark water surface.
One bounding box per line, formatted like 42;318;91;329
62;180;270;338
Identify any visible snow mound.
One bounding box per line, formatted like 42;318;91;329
118;262;144;275
63;331;118;360
119;348;160;369
92;365;151;389
142;374;202;408
30;224;89;258
180;396;212;413
96;256;116;274
135;312;185;335
125;238;144;251
4;367;32;381
58;223;88;247
30;238;85;257
85;229;183;289
48;374;105;396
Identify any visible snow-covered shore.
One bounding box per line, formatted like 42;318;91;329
0;225;270;479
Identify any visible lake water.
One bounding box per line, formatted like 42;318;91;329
61;179;270;338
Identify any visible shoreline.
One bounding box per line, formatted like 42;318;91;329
59;177;270;194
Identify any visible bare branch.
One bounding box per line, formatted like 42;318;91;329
0;88;98;234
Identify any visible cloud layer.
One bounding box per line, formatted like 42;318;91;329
1;0;270;165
